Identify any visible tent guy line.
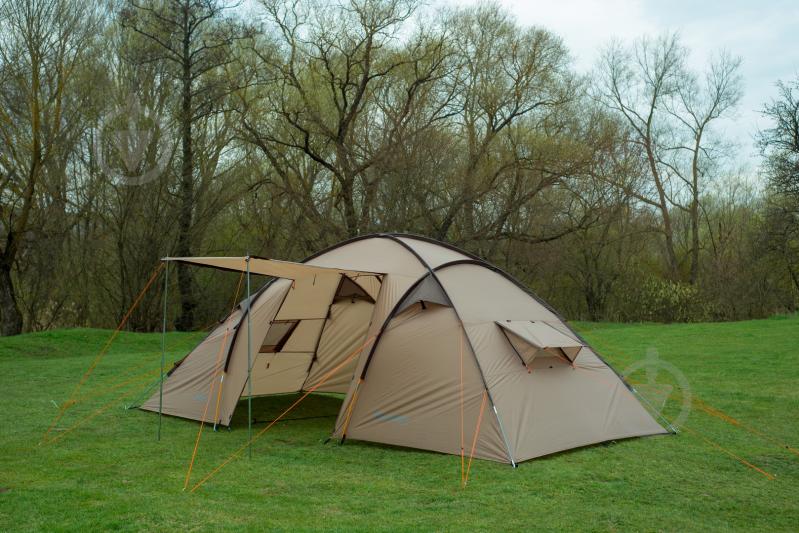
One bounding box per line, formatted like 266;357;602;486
189;334;378;492
40;262;165;445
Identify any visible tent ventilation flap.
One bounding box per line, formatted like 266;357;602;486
496;320;583;363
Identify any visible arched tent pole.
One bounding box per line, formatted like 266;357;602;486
450;310;516;468
246;255;253;459
158;260;169;441
382;236;517;467
341;235;517;467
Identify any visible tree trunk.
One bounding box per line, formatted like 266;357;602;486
689;134;702;284
662;213;680;280
175;29;196;331
0;54;43;336
0;263;23;336
585;281;602;322
645;141;680;280
689;189;700;284
340;175;359;238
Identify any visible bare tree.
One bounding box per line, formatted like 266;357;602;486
760;77;799;201
759;76;799;293
242;0;449;238
97;25;179;330
597;34;687;279
0;0;104;335
432;3;576;243
120;0;250;329
667;51;742;283
597;33;741;283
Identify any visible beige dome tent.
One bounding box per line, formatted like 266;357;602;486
141;233;668;465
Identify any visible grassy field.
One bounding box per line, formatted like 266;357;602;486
1;317;798;532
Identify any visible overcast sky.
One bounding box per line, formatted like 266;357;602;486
449;0;799;170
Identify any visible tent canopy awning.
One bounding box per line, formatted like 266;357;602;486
163;256;382;280
497;320;583;362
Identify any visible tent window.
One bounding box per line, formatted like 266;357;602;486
496;320;583;365
394;274;452;315
334;275;375;303
260;320;299;353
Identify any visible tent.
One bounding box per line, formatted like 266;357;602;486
141;233;668;464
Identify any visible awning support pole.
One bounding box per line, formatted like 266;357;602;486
246;255;253;459
158;261;169;441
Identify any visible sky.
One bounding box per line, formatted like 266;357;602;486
450;0;799;170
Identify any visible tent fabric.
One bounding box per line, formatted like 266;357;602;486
142;234;668;463
163;256;379;280
249;352;313;395
304;299;374;392
275;273;341;320
260;320;299;352
280;319;326;353
304;237;426;277
140;309;241;422
352;275;382;301
394;236;472;267
335;276;375;302
340;306;508;462
502;329;573;370
462;321;663;462
142;279;292;425
496;320;583;362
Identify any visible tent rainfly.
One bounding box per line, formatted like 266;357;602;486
141;234;668;464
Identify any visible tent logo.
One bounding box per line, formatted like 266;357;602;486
622;348;692;429
94;93;173;186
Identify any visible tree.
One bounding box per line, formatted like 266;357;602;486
596;34;741;283
667;51;742;283
0;0;104;335
760;78;799;201
759;77;799;293
96;24;179;331
120;0;250;329
240;0;449;239
432;3;577;245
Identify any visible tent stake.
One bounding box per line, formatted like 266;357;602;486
158;261;168;441
246;255;253;459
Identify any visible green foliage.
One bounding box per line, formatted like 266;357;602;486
615;277;711;323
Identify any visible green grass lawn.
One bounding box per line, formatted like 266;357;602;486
1;317;798;532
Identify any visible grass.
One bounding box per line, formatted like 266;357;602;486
1;317;798;532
